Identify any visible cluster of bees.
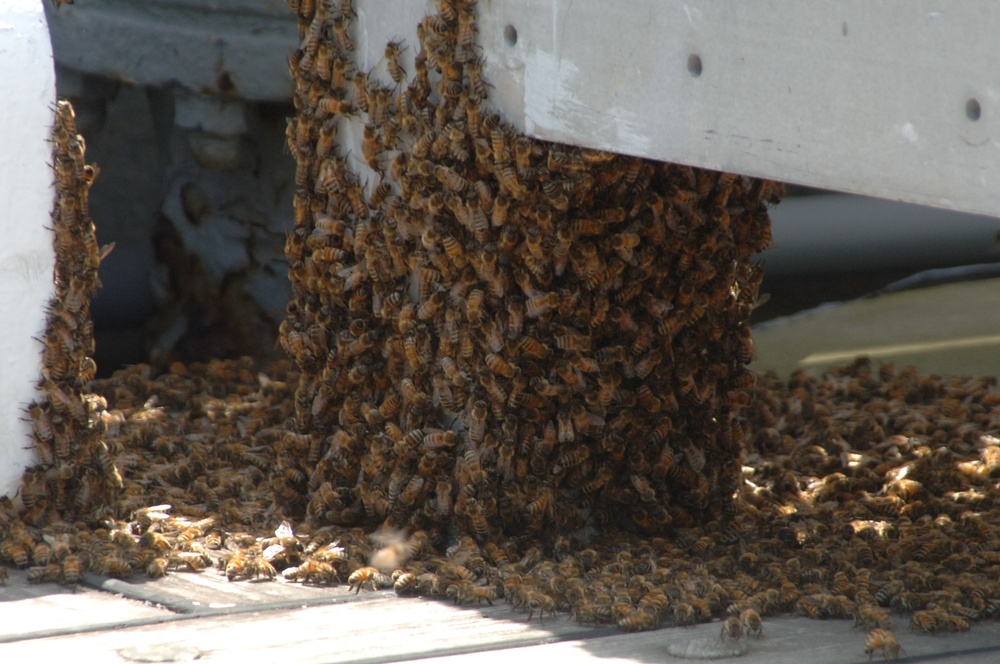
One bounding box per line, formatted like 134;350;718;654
1;101;119;585
277;0;780;546
3;352;1000;661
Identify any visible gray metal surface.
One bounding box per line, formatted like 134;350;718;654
44;0;298;101
475;0;1000;218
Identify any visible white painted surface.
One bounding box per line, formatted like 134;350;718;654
0;0;56;499
472;1;1000;218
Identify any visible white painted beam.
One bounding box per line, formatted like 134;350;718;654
474;1;1000;218
0;1;56;498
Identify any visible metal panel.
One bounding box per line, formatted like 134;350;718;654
43;0;1000;215
474;1;1000;218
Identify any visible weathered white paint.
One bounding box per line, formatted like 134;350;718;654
473;0;1000;218
0;0;56;499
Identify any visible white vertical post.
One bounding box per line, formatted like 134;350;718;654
0;0;57;499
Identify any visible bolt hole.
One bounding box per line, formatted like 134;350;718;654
687;53;702;78
504;25;518;46
966;98;982;122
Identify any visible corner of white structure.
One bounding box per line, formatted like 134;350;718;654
0;0;57;500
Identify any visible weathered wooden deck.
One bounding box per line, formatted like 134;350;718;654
3;566;1000;663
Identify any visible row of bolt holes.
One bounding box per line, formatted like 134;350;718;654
504;24;981;122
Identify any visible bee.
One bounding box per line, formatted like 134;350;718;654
435;165;468;192
464;498;490;540
865;628;901;661
28;564;64;584
673;602;696;627
525;292;559;319
630;474;657;503
524;591;557;622
485;353;518;379
296;560;339;584
2;539;30;568
417;290;446;320
62;554;81;584
740;608;763;638
619;609;657;632
317;95;356;117
385;40;406;83
466;288;485;325
326;56;351;89
466;56;489;101
332;15;355;51
720;615;743;641
467;399;488;446
908;611;938;634
32;542;53;567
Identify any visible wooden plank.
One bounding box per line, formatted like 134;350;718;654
0;596;612;662
83;566;368;614
0;568;170;642
408;616;1000;664
6;587;1000;664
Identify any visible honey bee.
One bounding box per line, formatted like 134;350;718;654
435;165;468;192
467;399;488;446
317;95;356;117
865;628;901;661
385;40;406;83
523;591;557;622
619;609;657;632
464;498;490;540
671;602;696;627
719;615;743;641
62;554;81;584
465;288;485;325
28;563;64;584
485;353;518;379
296;560;340;584
454;3;477;52
2;539;30;568
740;608;763;638
332;15;355;51
525;292;559;319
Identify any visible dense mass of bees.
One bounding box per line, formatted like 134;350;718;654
1;101;119;585
277;0;780;543
3;2;1000;661
7;353;1000;659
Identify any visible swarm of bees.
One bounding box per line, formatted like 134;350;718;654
4;101;120;585
6;3;1000;663
278;0;780;546
4;354;1000;661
